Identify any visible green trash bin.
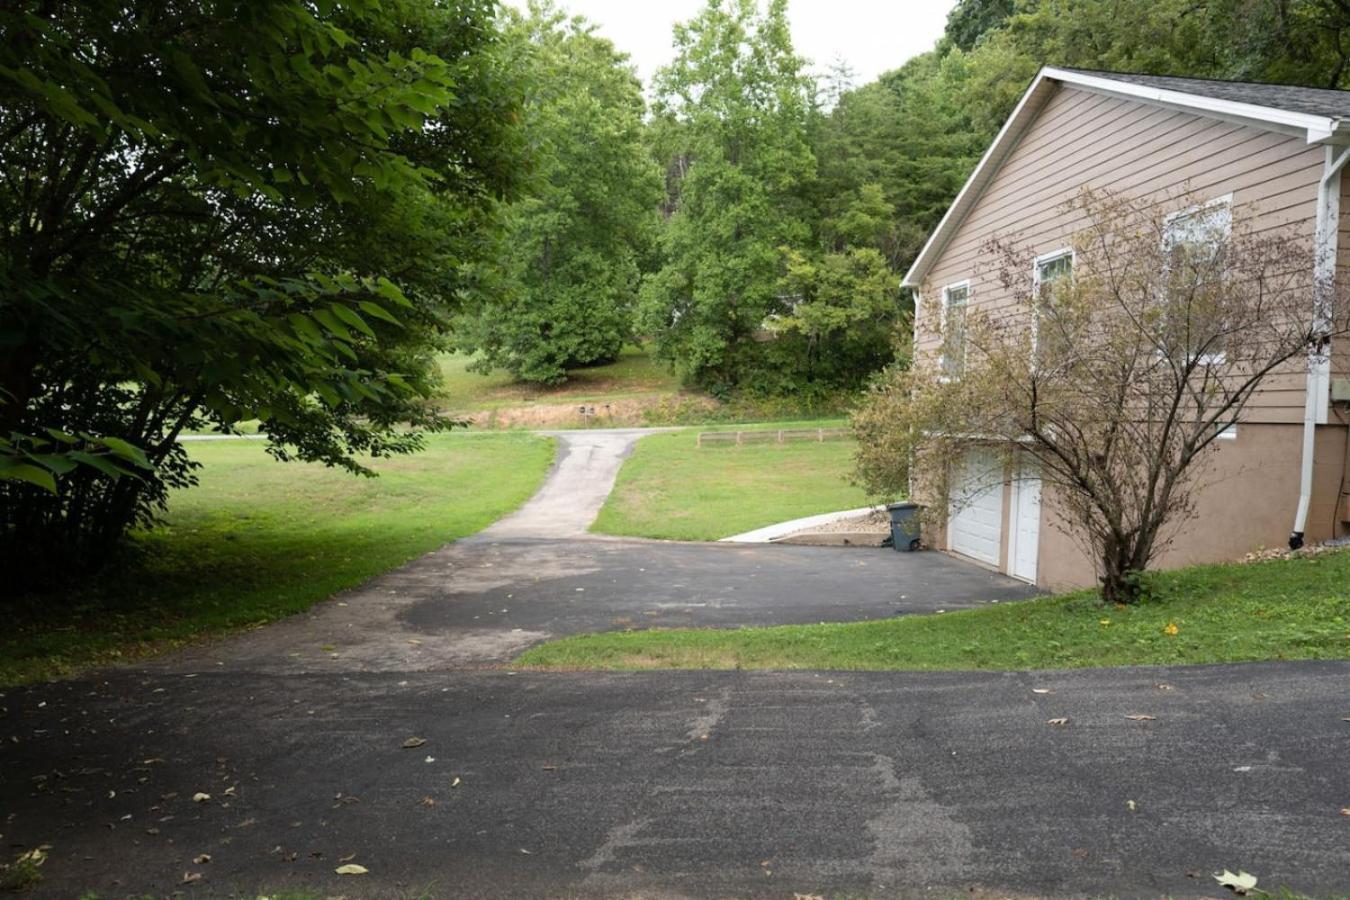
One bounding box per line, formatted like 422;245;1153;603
887;502;922;552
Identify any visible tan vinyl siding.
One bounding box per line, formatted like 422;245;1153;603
917;84;1325;424
1334;174;1350;390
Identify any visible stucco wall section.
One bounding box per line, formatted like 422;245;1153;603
1034;422;1349;591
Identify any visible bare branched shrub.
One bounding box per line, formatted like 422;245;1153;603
854;188;1350;602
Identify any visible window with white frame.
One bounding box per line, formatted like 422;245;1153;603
941;282;969;378
1162;195;1233;364
1032;248;1073;366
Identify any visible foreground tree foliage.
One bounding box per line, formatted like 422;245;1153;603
452;0;662;385
0;0;523;580
853;190;1350;603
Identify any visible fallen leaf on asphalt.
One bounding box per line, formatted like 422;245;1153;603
520;848;532;855
1214;869;1258;894
181;871;202;884
1340;808;1350;816
1125;715;1156;720
192;792;210;803
223;786;236;797
1126;800;1136;811
424;756;435;763
542;765;557;771
420;796;435;807
1157;683;1175;691
1047;717;1069;726
193;854;211;864
338;852;356;862
794;894;825;900
451;776;462;788
402;737;426;749
1031;688;1051;694
335;863;368;875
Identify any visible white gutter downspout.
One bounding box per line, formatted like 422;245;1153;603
1292;142;1350;549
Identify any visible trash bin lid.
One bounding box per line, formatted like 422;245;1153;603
885;501;919;511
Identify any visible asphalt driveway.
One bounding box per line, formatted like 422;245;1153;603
158;536;1039;675
3;662;1348;897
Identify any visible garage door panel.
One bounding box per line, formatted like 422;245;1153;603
949;450;1004;566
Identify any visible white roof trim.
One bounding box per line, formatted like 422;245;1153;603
902;66;1347;288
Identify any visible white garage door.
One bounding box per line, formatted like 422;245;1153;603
948;450;1004;566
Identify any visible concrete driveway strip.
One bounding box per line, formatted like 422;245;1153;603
475;428;669;541
3;662;1348;897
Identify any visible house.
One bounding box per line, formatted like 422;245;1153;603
903;67;1350;590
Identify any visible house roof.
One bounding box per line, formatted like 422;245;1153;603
901;66;1350;288
1059;69;1350;121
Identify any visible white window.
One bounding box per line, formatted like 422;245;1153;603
1032;248;1074;364
1163;195;1233;364
941;281;970;378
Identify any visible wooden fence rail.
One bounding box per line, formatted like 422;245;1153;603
696;427;850;447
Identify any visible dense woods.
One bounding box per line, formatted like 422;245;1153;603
458;0;1350;394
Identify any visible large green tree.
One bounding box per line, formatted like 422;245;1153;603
0;0;524;579
640;0;817;394
453;0;662;385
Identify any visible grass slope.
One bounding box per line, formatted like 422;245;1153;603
2;432;554;686
518;550;1350;671
590;423;871;541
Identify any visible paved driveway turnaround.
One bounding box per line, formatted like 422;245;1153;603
4;429;1348;897
159;428;1037;675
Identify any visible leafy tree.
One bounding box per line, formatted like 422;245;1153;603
453;0;663;385
640;0;817;393
945;0;1015;51
0;0;524;579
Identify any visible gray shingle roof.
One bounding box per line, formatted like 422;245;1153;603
1058;68;1350;121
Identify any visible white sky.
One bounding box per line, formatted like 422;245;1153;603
508;0;956;88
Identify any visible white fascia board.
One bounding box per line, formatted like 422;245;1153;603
902;66;1347;289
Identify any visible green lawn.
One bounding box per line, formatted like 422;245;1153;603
590;422;872;541
517;550;1350;671
1;432;555;686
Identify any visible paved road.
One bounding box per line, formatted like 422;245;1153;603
4;428;1347;897
3;663;1349;897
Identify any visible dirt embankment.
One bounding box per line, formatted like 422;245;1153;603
454;393;721;430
